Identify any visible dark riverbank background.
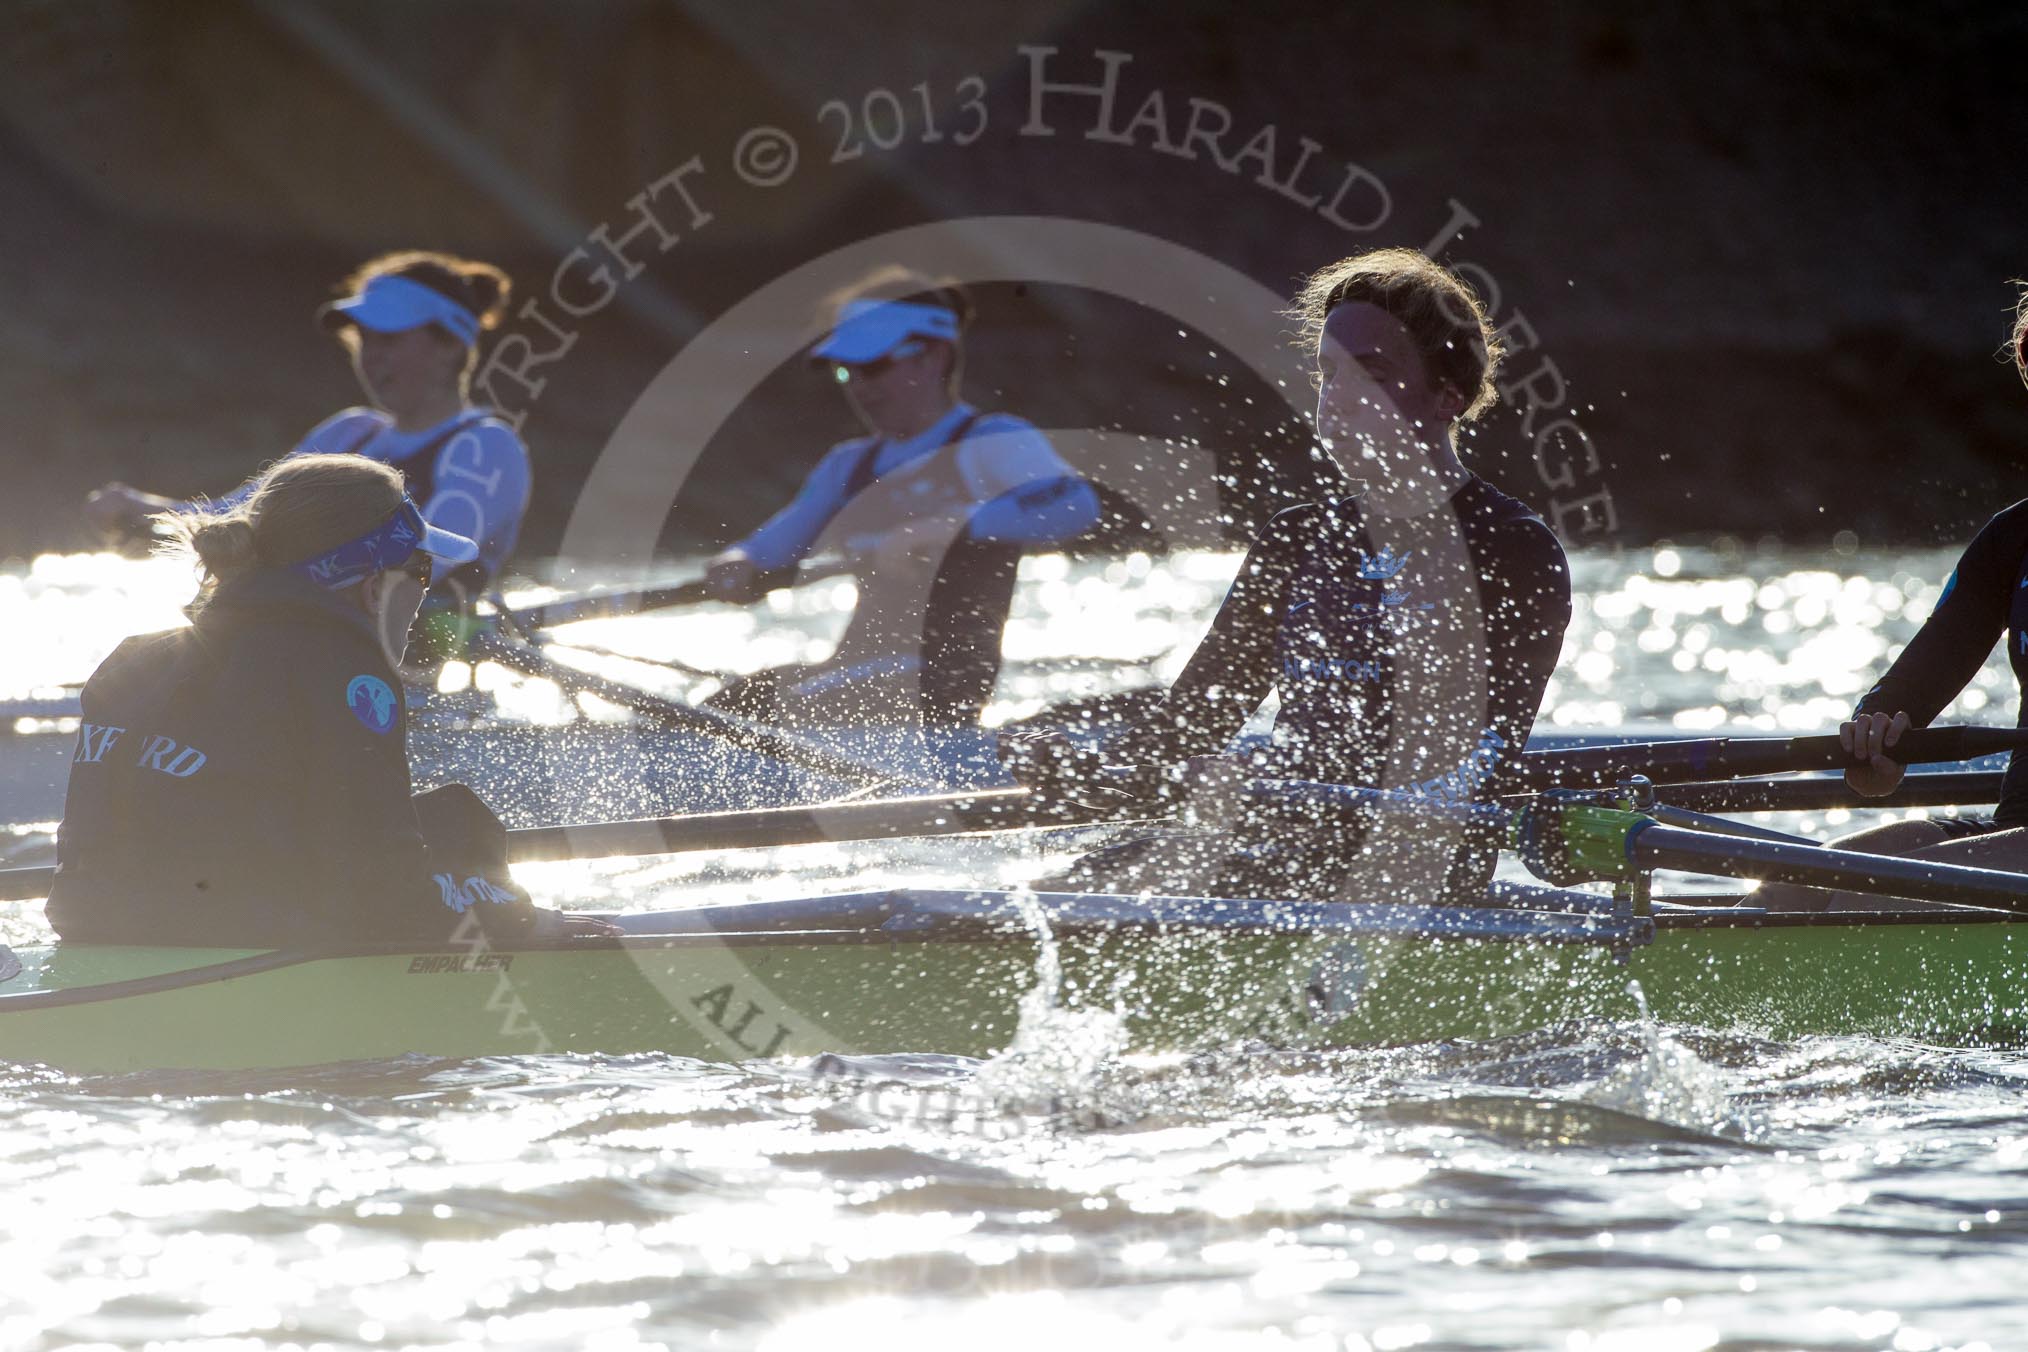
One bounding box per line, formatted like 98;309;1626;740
2;0;2022;560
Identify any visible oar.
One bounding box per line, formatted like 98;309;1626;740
506;786;1117;861
1;695;83;725
467;633;896;787
537;634;724;683
1652;770;2002;814
0;787;1127;902
1248;780;2028;912
1621;825;2028;909
501;557;854;631
1512;725;2028;790
10;773;2021;912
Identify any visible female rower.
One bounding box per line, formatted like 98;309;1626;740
48;454;609;946
84;251;530;604
1010;248;1572;904
1779;284;2028;899
702;266;1098;730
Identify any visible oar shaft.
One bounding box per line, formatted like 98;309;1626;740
0;867;51;902
1514;726;2028;789
1644;803;1816;845
1244;779;1511;836
508;579;712;630
469;635;892;786
1655;771;2001;814
508;787;1097;862
505;558;852;630
0;788;1110;901
1628;823;2028;910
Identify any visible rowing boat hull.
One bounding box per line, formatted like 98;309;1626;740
1319;911;2028;1046
3;893;2025;1073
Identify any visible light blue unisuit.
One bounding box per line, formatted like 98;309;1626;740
733;402;1097;571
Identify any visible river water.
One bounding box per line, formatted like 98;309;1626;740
1;542;2022;1351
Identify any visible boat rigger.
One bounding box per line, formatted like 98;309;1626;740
4;757;2028;1072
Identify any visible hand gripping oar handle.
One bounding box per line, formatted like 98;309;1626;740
1513;725;2028;790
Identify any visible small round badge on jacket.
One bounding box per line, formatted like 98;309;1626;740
346;675;399;735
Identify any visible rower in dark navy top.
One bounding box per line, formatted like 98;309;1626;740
702;267;1098;731
48;454;610;947
1011;249;1572;903
1767;284;2028;903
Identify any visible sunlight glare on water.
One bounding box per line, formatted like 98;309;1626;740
0;553;196;703
1;543;2024;1350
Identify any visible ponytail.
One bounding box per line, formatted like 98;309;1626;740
183;515;261;584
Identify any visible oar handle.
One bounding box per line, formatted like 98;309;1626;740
1514;725;2028;788
1653;770;2002;814
1781;725;2023;772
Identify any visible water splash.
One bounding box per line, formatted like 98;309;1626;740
963;886;1133;1127
1584;979;1757;1140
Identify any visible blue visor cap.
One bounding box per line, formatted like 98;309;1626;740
812;299;961;364
291;497;480;591
320;275;481;347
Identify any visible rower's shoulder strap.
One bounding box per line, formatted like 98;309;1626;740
841;411;988;502
387;409;495;470
334;417;385;457
839;437;885;501
926;410;989;497
942;410;986;461
946;410;986;446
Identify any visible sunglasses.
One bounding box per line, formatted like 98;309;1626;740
831;339;929;385
398;553;435;589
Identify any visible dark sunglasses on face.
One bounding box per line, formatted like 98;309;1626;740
398;553;434;589
831;339;929;386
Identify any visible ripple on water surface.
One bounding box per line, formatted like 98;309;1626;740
2;1023;2025;1348
2;546;2024;1348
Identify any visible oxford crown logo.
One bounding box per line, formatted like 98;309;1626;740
1358;547;1412;581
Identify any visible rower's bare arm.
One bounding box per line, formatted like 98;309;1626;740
82;483;178;540
1853;507;2024;746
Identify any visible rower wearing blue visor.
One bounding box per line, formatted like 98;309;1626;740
703;267;1100;730
49;453;614;947
84;251;531;617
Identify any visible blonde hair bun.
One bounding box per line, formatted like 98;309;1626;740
170;454;407;592
184;516;261;581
